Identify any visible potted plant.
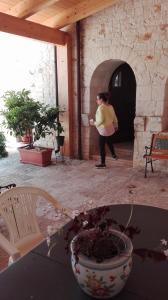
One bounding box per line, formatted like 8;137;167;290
47;204;137;299
1;89;42;143
47;200;167;299
53;121;65;158
1;89;64;166
32;105;65;160
56;122;65;147
64;206;135;299
34;106;65;150
18;105;64;166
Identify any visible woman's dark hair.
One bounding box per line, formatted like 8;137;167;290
97;92;109;103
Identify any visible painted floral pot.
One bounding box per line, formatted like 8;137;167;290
70;229;133;299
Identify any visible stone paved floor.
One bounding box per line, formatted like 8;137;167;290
0;149;168;211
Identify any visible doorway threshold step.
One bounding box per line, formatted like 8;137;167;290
92;155;133;167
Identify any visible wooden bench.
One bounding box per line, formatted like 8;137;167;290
143;132;168;177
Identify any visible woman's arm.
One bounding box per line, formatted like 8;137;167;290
94;106;104;127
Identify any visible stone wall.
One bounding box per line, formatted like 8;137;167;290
0;32;56;148
68;0;168;167
0;32;56;106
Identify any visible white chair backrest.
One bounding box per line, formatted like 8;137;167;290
0;183;16;194
0;187;61;245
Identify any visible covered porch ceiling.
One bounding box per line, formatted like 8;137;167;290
0;0;119;45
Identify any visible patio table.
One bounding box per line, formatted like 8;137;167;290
0;204;168;300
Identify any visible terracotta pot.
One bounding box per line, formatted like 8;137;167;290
21;134;32;144
18;147;53;167
70;229;133;299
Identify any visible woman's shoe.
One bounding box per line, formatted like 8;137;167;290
95;164;106;168
112;155;118;160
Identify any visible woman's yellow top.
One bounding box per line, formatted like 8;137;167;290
94;104;118;136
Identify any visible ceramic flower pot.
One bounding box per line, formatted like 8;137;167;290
70;229;133;299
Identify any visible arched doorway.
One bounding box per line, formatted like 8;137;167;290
108;63;136;143
89;60;136;164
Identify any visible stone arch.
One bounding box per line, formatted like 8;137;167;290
90;59;124;116
87;46;150;90
88;46;151;121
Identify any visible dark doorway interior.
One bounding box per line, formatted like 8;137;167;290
108;63;136;143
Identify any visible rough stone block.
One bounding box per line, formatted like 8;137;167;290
134;116;145;131
145;117;162;132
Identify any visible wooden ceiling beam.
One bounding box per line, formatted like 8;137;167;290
5;0;60;19
43;0;119;29
0;12;67;45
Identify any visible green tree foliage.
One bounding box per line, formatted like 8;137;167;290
1;89;64;144
0;132;8;158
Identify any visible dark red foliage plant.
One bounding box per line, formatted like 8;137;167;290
64;205;167;264
47;203;167;266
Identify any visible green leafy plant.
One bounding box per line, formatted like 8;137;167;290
1;89;42;138
34;106;64;141
1;89;64;146
0;132;8;158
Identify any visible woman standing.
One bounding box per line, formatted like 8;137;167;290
90;92;118;168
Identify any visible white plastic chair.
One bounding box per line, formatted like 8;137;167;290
0;186;72;264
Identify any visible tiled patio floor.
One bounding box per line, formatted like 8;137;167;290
1;150;168;211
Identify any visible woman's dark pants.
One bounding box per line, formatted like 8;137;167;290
99;134;116;164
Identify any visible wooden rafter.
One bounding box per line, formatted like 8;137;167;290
0;12;68;45
5;0;60;19
43;0;119;29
